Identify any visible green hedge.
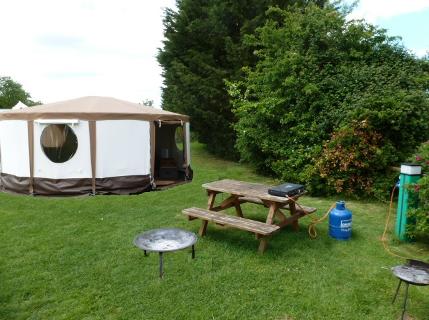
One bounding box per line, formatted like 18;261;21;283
229;4;429;198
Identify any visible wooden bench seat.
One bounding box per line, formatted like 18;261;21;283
183;207;280;235
183;207;280;253
285;204;317;216
239;196;317;214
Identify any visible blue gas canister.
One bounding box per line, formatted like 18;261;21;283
329;201;352;240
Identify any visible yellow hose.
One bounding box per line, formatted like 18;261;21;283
289;186;416;261
286;196;335;239
381;185;410;260
307;203;336;239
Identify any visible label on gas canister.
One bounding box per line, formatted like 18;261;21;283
340;219;352;231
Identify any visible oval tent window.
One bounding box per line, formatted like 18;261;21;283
41;124;78;163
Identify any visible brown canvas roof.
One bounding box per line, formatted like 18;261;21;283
0;96;189;122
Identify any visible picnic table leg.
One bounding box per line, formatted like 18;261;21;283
288;202;300;231
198;191;217;236
266;202;279;225
274;209;287;225
234;198;244;218
207;191;217;210
159;252;164;279
259;203;281;253
258;237;269;254
199;220;208;236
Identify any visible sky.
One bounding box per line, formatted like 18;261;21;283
0;0;428;106
0;0;177;105
347;0;429;57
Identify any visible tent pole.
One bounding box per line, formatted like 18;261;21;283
89;121;97;195
185;122;191;167
27;121;34;195
150;122;156;186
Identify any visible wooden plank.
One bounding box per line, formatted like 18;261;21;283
276;214;301;228
266;202;279;225
239;196;317;215
183;207;279;235
258;238;269;254
275;207;311;228
239;196;265;205
207;191;217;210
274;209;287;224
234;199;244;218
210;195;239;212
202;179;305;203
283;204;317;214
199;220;208;236
288;201;299;231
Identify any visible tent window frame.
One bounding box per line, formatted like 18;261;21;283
40;123;79;164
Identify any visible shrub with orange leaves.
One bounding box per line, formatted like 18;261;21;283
316;120;396;196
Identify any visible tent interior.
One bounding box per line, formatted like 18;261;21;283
154;122;191;187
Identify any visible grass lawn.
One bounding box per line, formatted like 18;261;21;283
0;143;428;320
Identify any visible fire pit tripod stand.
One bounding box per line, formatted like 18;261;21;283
134;228;197;278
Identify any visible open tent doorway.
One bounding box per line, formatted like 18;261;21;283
154;121;192;188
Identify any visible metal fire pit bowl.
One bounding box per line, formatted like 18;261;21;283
134;228;197;278
391;260;429;320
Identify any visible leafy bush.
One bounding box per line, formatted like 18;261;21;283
413;141;429;173
229;4;429;197
407;142;429;242
316;120;396;196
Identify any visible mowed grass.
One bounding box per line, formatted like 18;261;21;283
0;143;428;320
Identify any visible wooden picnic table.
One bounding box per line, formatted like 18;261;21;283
183;179;316;253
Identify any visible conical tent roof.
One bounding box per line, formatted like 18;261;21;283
0;96;189;122
12;101;28;110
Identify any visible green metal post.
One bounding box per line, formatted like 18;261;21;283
395;164;421;241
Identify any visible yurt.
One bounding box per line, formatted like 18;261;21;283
0;96;192;195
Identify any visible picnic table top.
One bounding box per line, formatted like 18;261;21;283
202;179;304;204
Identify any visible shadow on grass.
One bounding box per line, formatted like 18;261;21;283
195;223;347;259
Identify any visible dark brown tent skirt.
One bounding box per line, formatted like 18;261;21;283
0;173;152;196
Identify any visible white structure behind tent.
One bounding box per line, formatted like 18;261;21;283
12;101;28;110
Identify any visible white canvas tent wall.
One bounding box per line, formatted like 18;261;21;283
0;96;191;195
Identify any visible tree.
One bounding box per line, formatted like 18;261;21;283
229;4;429;196
0;76;40;108
157;0;324;158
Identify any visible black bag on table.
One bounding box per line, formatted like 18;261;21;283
268;183;305;197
